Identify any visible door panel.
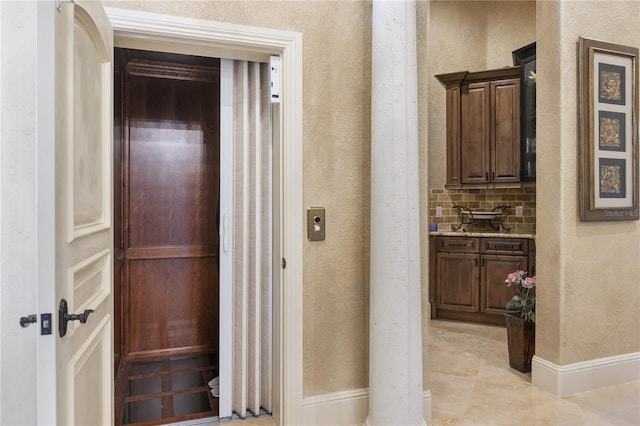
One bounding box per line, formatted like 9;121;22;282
461;82;490;184
55;1;114;424
128;257;218;355
436;252;479;312
491;79;520;182
122;52;220;359
481;255;527;316
68;316;112;425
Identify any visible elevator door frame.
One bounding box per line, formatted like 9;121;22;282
106;7;304;425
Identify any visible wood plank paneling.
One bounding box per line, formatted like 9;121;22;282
128;257;219;356
126;245;217;260
127;75;219;248
120;49;220;360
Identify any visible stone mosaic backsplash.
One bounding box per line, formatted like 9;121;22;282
429;187;536;234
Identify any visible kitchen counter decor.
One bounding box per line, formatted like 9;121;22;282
453;205;510;232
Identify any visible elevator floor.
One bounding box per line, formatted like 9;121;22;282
116;352;219;426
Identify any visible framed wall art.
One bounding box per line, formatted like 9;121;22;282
579;37;639;221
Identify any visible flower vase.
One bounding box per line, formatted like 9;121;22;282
504;311;535;373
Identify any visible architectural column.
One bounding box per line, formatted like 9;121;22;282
368;1;424;425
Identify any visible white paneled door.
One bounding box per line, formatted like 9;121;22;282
54;1;114;424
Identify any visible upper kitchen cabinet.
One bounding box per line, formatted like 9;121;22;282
436;67;522;188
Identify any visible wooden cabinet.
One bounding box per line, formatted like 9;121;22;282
436;67;521;188
435;237;480;313
430;235;533;325
481;254;527;316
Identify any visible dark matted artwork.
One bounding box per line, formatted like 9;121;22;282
598;110;626;151
599;158;626;198
598;63;626;105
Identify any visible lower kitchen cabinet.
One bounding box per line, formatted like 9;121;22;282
429;235;534;326
437;252;479;313
481;254;527;316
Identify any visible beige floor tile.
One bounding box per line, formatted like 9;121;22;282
428;319;639;426
171;320;638;426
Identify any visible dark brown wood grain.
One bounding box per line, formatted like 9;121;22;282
437;66;522;189
491;78;521;183
480;254;527;316
114;50;125;376
461;82;491;184
127;258;219;357
127;76;219;248
117;48;220;361
431;236;532;326
436;252;479;313
446;86;461;186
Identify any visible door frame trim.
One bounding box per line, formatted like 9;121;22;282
105;7;303;425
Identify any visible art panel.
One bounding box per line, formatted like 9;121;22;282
579;37;639;221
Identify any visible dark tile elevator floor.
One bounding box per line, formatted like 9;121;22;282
116;352;218;426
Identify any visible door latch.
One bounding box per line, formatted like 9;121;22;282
19;314;37;328
59;299;94;337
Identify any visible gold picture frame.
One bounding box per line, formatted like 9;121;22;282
579;37;639;221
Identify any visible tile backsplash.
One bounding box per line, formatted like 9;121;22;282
429;187;536;234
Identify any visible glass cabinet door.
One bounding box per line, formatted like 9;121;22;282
513;42;537;182
521;58;536;181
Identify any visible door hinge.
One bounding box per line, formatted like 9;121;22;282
57;0;74;12
282;257;286;269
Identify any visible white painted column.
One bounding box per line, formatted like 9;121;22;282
367;1;424;426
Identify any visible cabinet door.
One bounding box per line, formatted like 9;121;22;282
491;79;520;183
445;86;462;186
461;82;490;184
437;252;480;312
481;254;527;316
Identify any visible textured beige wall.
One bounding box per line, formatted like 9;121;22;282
536;0;640;365
103;0;373;397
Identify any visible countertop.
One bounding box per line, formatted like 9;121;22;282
430;231;536;239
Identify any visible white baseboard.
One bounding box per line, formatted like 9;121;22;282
303;389;368;426
423;390;432;426
303;388;433;426
532;352;640;396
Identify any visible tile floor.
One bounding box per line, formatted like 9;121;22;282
429;319;640;426
117;353;219;425
174;320;640;425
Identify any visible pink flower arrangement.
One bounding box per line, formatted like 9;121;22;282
505;270;536;322
523;277;536;289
